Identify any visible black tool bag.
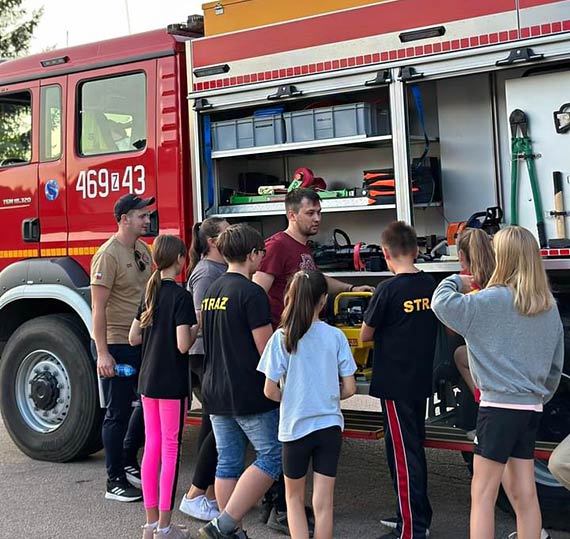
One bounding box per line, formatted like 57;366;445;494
311;229;386;272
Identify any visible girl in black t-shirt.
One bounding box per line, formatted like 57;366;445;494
180;217;228;521
129;235;197;539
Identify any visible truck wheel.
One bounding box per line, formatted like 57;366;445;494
462;453;570;531
0;314;103;462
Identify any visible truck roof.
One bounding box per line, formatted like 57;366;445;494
0;28;191;87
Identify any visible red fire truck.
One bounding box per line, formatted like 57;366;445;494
0;0;569;527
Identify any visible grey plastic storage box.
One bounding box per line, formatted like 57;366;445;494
211;115;285;151
376;105;391;136
283;103;378;142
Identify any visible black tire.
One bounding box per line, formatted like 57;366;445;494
0;314;103;462
462;453;570;531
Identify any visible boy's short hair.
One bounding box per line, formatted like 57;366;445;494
285;188;321;214
381;221;418;257
216;223;265;263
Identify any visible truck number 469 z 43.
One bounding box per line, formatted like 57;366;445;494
75;165;146;199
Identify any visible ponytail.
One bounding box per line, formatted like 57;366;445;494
140;270;161;328
281;270;327;353
140;234;187;328
188;217;227;274
457;228;495;288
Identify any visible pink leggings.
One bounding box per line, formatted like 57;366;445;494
141;396;187;511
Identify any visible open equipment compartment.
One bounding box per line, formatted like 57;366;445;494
189;0;570;277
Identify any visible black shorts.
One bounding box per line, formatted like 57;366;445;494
282;426;342;480
473;406;542;464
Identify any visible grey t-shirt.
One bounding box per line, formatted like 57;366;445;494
257;321;357;442
432;275;564;406
187;258;227;355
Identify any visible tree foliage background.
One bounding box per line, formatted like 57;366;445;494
0;0;43;163
0;0;42;59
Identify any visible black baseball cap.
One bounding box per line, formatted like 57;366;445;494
114;194;155;222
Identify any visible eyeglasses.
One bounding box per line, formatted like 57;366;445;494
134;250;146;272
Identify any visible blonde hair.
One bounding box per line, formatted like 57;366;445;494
456;228;495;288
487;226;554;316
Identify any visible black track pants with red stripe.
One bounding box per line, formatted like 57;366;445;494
381;398;432;539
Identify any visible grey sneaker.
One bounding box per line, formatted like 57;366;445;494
141;524;156;539
155;524;190;539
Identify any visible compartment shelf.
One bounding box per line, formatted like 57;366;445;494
211;134;393;159
210;134;437;159
209;199;441;218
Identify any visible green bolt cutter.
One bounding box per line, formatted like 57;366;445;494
509;109;546;247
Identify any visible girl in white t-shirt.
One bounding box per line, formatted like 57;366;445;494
258;270;357;539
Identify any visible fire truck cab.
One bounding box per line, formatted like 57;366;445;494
0;27;197;462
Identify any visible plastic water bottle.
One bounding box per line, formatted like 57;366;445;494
114;364;137;377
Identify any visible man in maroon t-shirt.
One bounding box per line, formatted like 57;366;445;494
254;188;374;327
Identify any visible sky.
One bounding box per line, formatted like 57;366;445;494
26;0;206;54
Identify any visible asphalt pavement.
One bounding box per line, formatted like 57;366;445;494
1;396;568;539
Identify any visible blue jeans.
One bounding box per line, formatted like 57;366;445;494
211;408;282;481
92;342;145;481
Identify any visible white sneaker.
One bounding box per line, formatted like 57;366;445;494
179;494;220;521
207;497;219;512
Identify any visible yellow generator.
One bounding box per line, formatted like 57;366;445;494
202;0;392;36
332;292;373;379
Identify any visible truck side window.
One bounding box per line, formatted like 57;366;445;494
40;85;62;161
78;72;146;156
0;90;32;167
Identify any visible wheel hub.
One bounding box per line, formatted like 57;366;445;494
15;351;72;433
30;371;60;411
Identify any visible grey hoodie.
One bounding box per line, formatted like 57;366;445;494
432;274;563;405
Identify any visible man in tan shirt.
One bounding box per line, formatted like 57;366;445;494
91;193;153;502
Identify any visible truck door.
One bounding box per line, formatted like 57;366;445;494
66;61;158;268
38;78;67;258
0;81;40;271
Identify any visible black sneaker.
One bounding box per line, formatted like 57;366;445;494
376;533;400;539
379;517;398;530
266;507;314;537
105;477;142;502
198;520;239;539
124;463;142;488
379;517;430;537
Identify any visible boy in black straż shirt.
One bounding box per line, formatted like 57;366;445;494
198;224;280;539
361;221;438;539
